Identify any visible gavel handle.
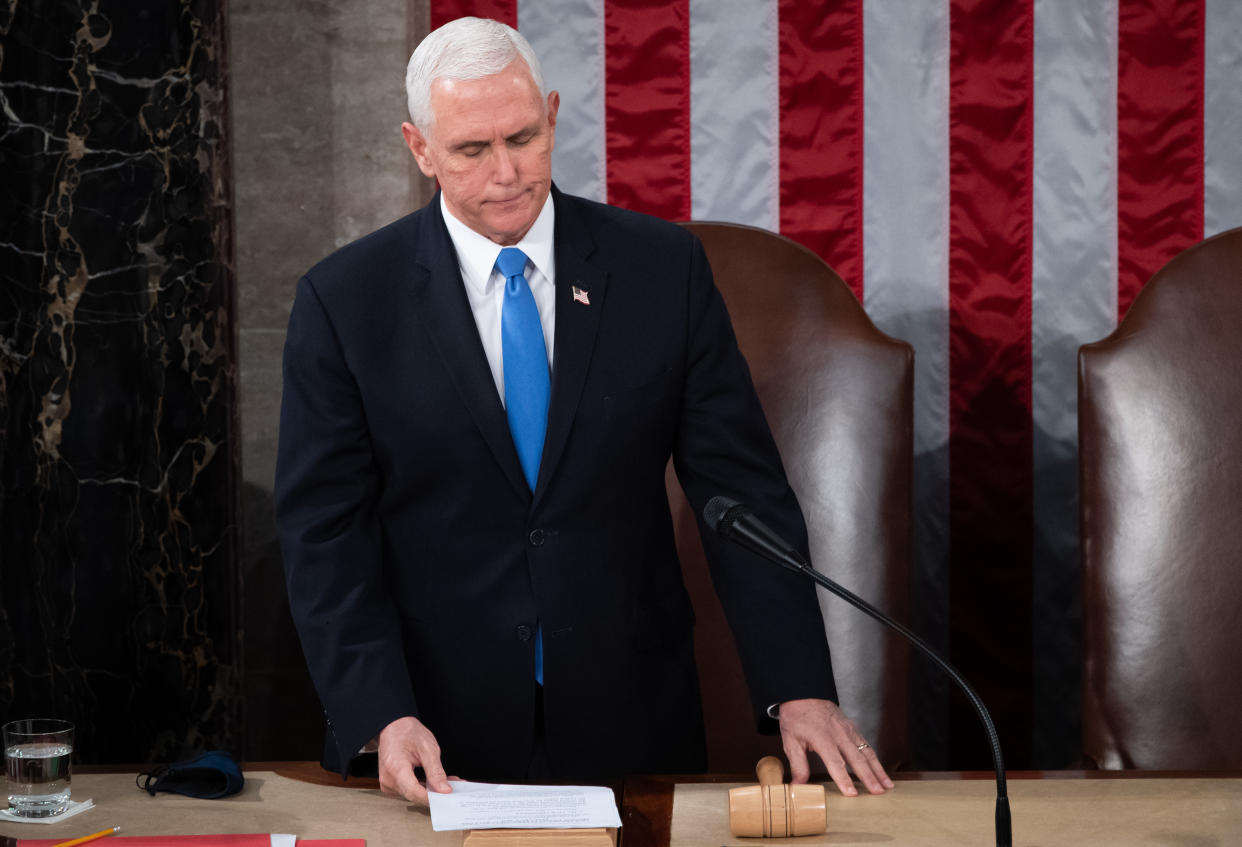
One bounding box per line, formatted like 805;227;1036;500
755;755;784;787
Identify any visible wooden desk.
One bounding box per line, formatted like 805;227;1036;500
4;767;1239;846
620;771;1242;847
0;766;455;846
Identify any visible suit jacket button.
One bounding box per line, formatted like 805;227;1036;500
516;625;533;641
528;528;545;546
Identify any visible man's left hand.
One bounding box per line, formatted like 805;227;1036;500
777;698;894;796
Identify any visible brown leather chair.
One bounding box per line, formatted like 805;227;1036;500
1079;226;1242;770
670;221;913;772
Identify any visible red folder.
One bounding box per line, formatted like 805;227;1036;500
21;837;363;846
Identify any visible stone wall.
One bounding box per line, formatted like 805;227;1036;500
230;0;433;759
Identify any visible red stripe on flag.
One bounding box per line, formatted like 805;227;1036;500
1117;0;1205;317
430;0;516;30
777;0;865;299
604;1;691;220
947;0;1034;769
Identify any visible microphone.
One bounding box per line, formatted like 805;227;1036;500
702;496;806;573
703;496;1012;847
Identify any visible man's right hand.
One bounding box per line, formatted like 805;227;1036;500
377;715;453;803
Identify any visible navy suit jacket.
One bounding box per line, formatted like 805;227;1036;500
275;187;837;780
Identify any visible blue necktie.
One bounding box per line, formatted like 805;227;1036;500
496;247;549;685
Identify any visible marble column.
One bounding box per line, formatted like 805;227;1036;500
0;1;240;761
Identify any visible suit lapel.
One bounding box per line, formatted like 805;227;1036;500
534;189;608;506
407;197;531;501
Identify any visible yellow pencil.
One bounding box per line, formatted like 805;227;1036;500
51;826;120;847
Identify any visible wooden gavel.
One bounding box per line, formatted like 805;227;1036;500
727;756;827;838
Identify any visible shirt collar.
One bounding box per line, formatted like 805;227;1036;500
440;192;556;295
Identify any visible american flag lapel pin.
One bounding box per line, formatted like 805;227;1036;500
571;284;591;306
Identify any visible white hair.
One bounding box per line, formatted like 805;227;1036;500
405;17;548;132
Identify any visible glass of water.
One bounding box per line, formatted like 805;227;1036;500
3;719;74;817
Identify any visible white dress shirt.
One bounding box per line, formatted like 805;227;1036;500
440;193;557;407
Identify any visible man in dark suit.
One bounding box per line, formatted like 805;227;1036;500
275;16;891;804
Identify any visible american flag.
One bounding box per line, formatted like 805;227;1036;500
429;0;1242;767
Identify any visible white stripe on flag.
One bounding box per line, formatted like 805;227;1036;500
861;0;951;762
519;0;606;202
1030;0;1119;760
1205;0;1242;237
689;0;779;229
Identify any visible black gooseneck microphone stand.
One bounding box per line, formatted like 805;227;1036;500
703;496;1012;847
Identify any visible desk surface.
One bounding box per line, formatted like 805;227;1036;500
0;769;457;846
3;767;1239;847
666;775;1242;846
620;770;1242;847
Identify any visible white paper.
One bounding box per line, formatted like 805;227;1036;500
427;780;622;832
0;797;94;824
270;835;297;847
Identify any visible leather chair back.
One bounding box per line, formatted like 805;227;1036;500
1079;226;1242;769
670;221;913;771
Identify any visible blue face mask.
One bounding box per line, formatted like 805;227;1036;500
137;751;245;799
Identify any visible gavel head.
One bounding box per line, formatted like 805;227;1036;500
727;756;827;837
